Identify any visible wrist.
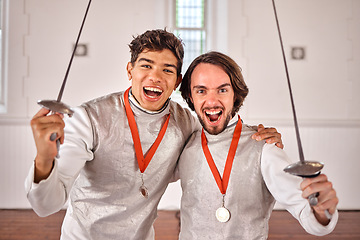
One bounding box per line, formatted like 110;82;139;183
313;208;331;226
34;157;55;183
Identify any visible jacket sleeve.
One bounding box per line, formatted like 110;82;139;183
261;144;338;236
24;106;94;217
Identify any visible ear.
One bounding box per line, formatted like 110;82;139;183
174;74;182;90
126;62;133;81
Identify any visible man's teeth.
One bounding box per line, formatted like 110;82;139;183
205;110;221;115
205;110;222;122
144;87;163;93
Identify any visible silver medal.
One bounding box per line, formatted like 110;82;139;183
216;194;230;222
216;207;230;222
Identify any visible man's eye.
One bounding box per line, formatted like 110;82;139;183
219;88;227;93
197;90;204;94
164;69;174;73
141;65;151;69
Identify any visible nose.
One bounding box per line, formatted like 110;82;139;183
204;91;219;107
149;69;161;83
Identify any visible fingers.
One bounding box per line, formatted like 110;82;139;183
33;107;51;118
31;114;65;141
252;125;284;149
275;142;284;149
257;124;265;132
300;174;328;193
301;174;339;216
32;108;64;120
30;108;66;160
313;189;338;215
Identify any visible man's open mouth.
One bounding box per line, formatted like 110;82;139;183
143;86;163;99
205;109;222;123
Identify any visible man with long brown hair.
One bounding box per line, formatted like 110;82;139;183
178;51;338;239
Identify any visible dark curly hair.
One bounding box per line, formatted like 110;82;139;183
128;29;184;77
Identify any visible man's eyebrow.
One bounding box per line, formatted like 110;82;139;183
137;58;177;69
192;85;207;90
138;58;154;64
217;83;231;89
164;63;177;69
192;83;231;90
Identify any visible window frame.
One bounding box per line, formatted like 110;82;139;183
0;0;8;113
173;0;208;73
170;0;208;109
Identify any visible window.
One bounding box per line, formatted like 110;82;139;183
174;0;207;73
171;0;207;107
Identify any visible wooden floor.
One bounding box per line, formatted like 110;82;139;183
0;209;359;239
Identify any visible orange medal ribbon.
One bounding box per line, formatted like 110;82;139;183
201;116;242;195
123;87;170;173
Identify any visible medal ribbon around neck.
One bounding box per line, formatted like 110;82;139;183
124;87;170;173
201;116;242;195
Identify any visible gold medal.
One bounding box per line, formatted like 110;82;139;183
139;173;148;198
139;185;149;198
124;88;170;200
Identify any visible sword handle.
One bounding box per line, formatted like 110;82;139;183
304;174;332;220
50;133;60;158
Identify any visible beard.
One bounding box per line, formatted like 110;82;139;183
197;111;232;135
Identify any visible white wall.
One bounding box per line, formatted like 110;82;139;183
229;0;360;210
0;0;359;210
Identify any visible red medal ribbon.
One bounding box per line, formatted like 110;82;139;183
201;116;242;194
124;87;170;173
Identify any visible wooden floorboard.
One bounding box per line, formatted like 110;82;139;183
268;210;360;240
0;209;359;239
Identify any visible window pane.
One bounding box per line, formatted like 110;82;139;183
175;29;205;70
172;0;207;107
176;0;204;28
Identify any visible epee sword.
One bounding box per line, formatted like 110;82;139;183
37;0;93;156
271;0;331;219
